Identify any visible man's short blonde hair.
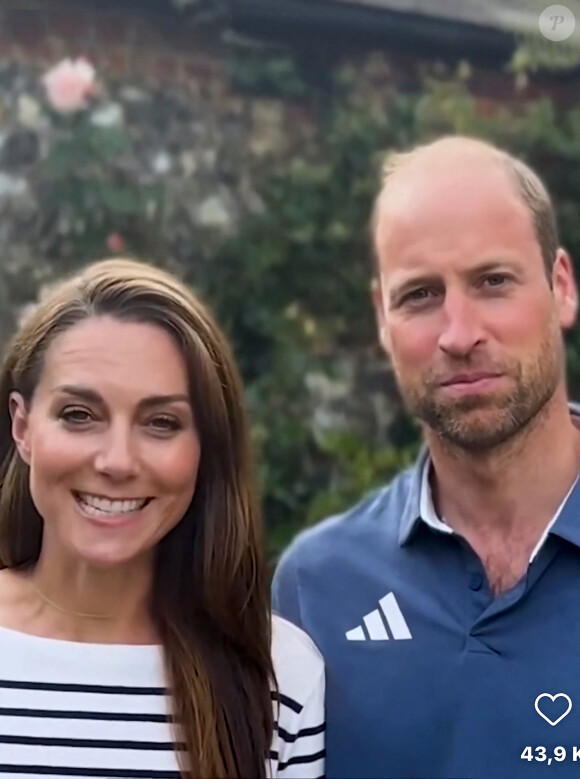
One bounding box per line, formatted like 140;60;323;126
371;136;559;280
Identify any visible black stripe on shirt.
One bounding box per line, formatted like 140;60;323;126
0;767;180;778
0;707;168;723
277;722;325;743
277;749;326;770
0;679;166;696
270;690;303;714
0;735;182;751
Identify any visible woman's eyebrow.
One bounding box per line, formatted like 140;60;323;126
52;385;190;409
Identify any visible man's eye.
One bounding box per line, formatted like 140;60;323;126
402;287;433;304
59;407;93;424
483;273;509;287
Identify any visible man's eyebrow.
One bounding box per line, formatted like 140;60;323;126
388;259;521;303
52;385;191;409
469;259;521;274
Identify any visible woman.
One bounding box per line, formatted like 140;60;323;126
0;258;325;778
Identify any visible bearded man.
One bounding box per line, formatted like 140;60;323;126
273;136;580;779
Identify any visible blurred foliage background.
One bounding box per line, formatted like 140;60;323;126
205;51;580;554
5;14;580;558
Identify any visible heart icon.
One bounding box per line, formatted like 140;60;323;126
535;693;572;726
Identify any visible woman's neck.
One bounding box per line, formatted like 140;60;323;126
0;552;159;644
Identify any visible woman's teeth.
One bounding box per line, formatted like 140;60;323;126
76;493;148;516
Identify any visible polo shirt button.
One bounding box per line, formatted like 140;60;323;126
469;574;483;591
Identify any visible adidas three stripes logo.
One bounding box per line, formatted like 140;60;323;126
345;592;412;641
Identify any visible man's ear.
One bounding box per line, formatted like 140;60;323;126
552;248;578;330
9;392;31;465
371;277;391;355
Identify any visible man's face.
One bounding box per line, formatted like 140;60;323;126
372;156;577;451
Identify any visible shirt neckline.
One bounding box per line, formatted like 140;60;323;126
419;455;579;562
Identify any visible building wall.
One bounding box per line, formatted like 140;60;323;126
0;0;573;381
0;1;321;336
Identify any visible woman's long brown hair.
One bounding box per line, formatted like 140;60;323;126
0;258;275;778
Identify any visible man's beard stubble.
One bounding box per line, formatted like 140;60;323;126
397;331;563;453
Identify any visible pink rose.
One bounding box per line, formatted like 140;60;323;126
106;232;126;254
42;58;97;114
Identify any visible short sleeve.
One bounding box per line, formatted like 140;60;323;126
269;617;325;779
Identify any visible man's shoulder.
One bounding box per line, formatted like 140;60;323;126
278;464;415;572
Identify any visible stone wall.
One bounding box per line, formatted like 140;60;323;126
0;0;574;441
0;1;571;328
0;1;322;333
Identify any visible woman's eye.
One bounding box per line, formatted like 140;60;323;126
59;407;93;425
149;416;181;433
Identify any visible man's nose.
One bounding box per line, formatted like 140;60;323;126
94;424;138;480
437;291;485;358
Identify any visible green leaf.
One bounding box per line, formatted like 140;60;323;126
88;126;130;159
96;183;144;215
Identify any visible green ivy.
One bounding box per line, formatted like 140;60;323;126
200;56;580;557
23;49;580;560
34;95;162;270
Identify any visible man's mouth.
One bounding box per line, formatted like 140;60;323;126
73;491;152;517
440;372;502;386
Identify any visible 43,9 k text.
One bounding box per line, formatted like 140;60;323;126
522;746;580;764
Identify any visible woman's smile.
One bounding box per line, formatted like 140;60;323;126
73;491;154;525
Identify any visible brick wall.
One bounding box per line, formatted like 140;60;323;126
1;0;577;107
0;1;223;88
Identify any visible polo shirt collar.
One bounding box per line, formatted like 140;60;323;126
546;468;580;553
398;401;580;549
398;446;427;546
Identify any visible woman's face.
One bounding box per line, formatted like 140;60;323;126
9;315;201;569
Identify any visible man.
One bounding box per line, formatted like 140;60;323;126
272;135;580;779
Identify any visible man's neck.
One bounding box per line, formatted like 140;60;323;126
426;394;580;593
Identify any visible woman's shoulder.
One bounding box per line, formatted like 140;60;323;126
271;613;324;665
269;615;325;778
271;614;324;696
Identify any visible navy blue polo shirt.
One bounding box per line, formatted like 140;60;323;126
273;425;580;779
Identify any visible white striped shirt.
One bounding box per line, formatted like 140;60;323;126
0;614;325;778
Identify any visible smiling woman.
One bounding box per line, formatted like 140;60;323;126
0;259;325;779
